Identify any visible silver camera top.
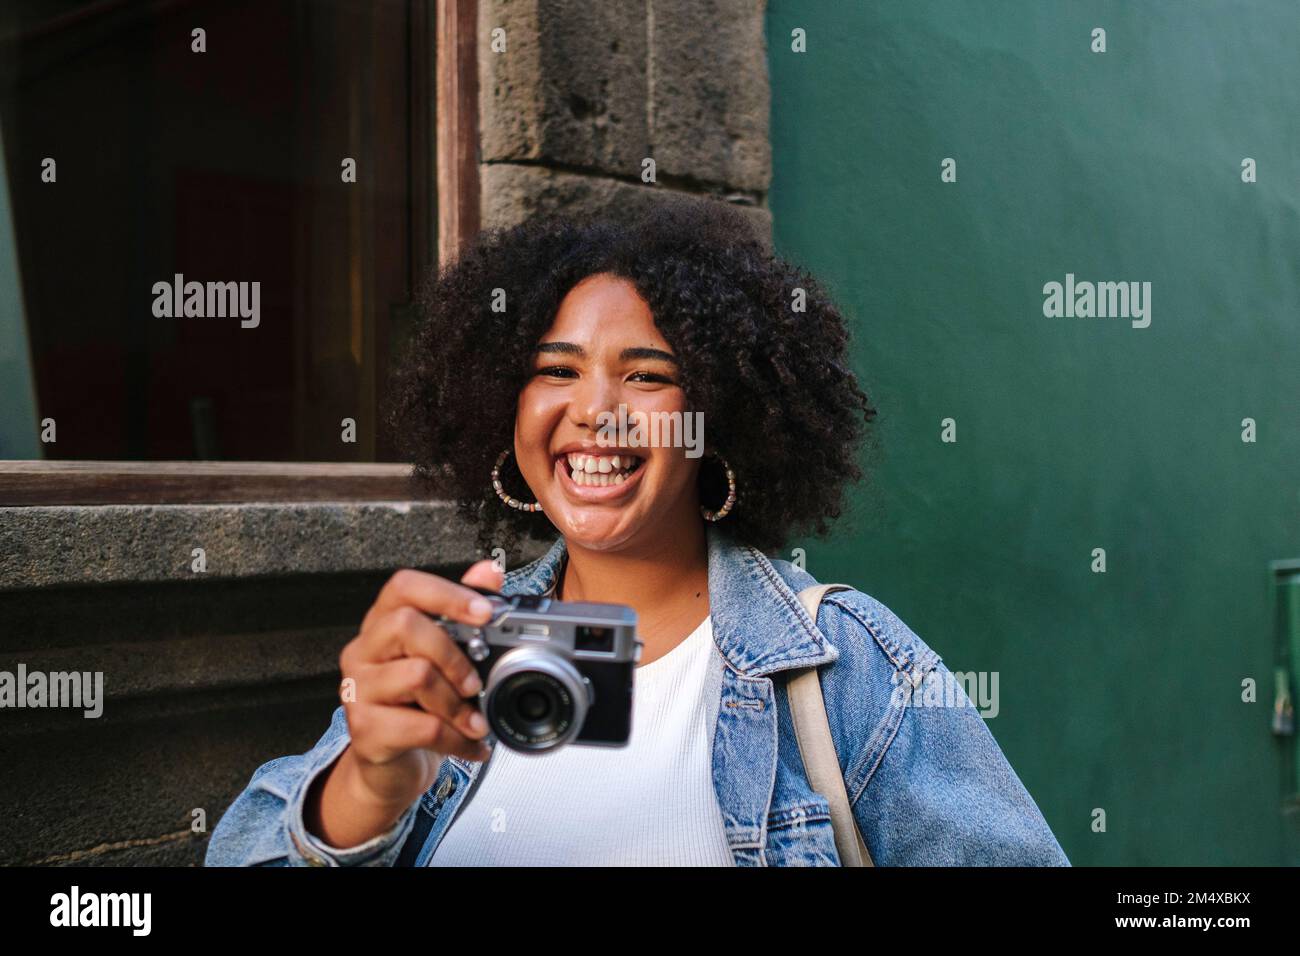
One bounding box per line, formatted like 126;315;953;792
434;587;641;753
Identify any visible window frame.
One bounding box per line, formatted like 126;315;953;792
0;0;478;505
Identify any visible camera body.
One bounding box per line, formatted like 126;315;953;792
434;588;641;754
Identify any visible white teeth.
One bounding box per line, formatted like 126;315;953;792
568;465;639;486
563;451;645;490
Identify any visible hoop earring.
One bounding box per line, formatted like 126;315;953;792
700;452;737;522
491;449;544;513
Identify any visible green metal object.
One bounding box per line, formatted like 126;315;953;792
1273;559;1300;865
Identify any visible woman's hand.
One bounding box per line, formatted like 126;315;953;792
305;559;503;849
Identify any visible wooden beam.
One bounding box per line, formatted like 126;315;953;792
0;461;450;506
436;0;480;266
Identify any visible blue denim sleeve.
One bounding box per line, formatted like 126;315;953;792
820;593;1070;867
204;704;420;867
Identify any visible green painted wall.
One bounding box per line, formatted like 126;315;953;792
769;0;1299;865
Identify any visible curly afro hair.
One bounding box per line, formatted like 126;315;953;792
384;195;876;558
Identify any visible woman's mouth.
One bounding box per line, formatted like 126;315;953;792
554;451;646;501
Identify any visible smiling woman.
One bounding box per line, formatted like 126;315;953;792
384;197;875;558
205;196;1070;867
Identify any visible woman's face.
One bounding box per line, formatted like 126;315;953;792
514;272;701;552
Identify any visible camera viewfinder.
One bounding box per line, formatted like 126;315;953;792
575;625;615;653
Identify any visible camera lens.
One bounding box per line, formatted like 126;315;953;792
492;672;570;743
483;646;591;753
517;688;550;721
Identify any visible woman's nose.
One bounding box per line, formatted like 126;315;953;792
568;374;622;431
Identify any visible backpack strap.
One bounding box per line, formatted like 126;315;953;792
789;583;875;867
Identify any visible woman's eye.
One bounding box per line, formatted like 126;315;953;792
629;371;675;385
537;366;577;378
534;366;673;384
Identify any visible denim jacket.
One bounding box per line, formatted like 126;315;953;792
205;524;1070;866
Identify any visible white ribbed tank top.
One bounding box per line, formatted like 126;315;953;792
428;614;734;866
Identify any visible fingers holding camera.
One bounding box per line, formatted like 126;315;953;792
368;567;497;631
310;568;504;849
352;655;490;745
346;603;484;698
460;557;505;595
347;702;490;767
